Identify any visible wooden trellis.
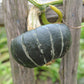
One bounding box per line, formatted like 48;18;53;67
3;0;82;84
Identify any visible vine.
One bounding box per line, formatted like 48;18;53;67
28;0;63;25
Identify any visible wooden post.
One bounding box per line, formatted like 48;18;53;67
60;0;82;84
3;0;35;84
0;2;4;26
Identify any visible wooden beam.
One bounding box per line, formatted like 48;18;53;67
59;0;82;84
3;0;35;84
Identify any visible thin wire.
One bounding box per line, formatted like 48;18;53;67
63;20;84;29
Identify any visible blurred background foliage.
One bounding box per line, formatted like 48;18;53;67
0;23;84;84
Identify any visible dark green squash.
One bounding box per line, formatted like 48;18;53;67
11;24;71;68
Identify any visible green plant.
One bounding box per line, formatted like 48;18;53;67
0;27;12;84
0;62;12;84
77;22;84;80
34;59;61;83
77;55;84;80
80;23;84;50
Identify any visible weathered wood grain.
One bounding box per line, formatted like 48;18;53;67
0;3;4;26
3;0;35;84
59;0;82;84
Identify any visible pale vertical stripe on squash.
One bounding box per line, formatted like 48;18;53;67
58;25;64;57
21;35;40;67
46;26;55;60
33;32;47;64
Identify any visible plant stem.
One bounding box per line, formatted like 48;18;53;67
28;0;63;25
28;0;63;10
28;0;42;9
41;5;63;25
41;12;50;25
49;5;63;22
27;7;41;31
42;0;63;8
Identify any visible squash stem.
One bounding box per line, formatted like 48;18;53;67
41;5;63;25
28;0;63;10
41;11;50;25
27;7;41;31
